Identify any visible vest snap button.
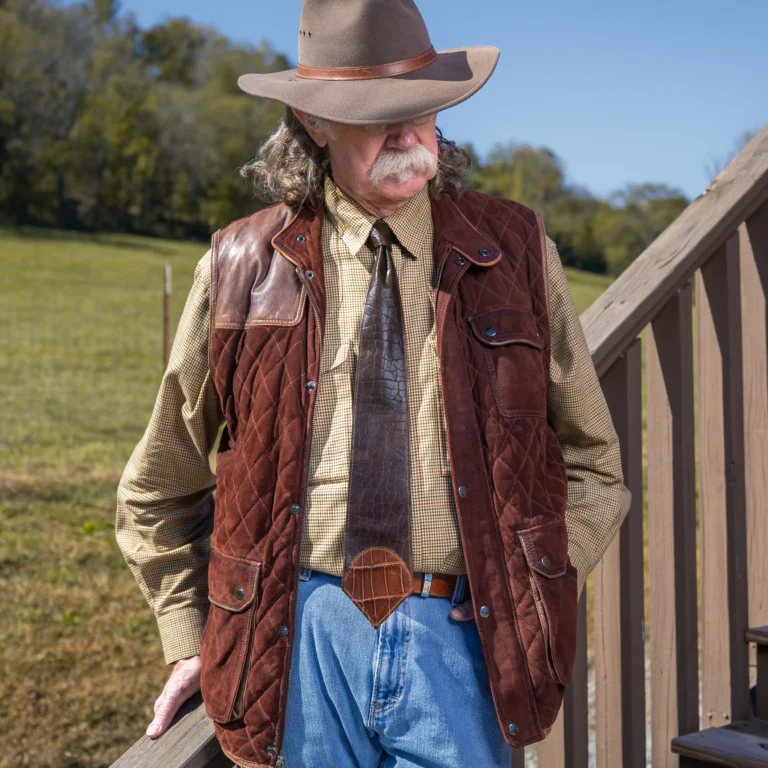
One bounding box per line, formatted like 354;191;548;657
479;248;491;258
278;625;289;636
479;605;490;618
296;234;306;243
455;256;467;266
508;723;518;736
458;485;468;498
266;745;277;756
235;587;245;600
541;556;551;568
290;503;301;515
485;326;497;337
306;380;316;391
305;270;314;280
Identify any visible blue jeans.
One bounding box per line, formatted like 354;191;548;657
277;568;513;767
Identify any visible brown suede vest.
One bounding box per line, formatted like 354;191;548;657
201;190;576;768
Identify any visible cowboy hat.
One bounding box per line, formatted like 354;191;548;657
237;0;500;125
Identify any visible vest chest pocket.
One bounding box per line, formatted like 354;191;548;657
199;549;262;724
468;306;547;417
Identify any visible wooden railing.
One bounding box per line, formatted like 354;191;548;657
113;124;768;768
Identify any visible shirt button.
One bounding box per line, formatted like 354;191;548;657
235;588;245;600
278;625;289;636
306;380;316;391
290;503;301;515
479;605;490;618
508;723;518;736
458;485;468;498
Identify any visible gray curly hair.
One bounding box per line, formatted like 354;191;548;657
241;107;472;210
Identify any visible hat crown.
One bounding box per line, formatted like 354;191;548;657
298;0;433;69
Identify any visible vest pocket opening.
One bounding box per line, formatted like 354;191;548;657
200;549;262;724
467;306;546;417
517;519;578;686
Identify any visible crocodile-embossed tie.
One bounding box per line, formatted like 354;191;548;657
342;220;413;627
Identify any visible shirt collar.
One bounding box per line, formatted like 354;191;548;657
323;175;433;260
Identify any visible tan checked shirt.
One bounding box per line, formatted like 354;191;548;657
116;178;631;664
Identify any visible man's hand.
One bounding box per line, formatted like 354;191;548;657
146;655;202;738
449;599;474;622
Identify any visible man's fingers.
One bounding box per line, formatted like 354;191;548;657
147;656;202;738
449;599;475;622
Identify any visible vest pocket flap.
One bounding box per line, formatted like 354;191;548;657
517;519;569;578
468;307;544;349
208;550;261;612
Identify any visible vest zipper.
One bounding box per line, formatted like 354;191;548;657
232;603;258;720
277;267;323;765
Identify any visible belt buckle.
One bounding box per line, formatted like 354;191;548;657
420;573;433;597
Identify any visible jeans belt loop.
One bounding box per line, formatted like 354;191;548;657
420;573;433;597
451;574;468;606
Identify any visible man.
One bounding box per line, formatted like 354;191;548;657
116;1;631;766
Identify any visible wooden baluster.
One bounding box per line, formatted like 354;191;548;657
646;285;699;767
740;204;768;631
535;591;588;768
593;340;645;768
696;239;750;727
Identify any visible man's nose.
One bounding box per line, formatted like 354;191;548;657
387;123;418;150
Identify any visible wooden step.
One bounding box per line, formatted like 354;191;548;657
746;626;768;645
671;720;768;767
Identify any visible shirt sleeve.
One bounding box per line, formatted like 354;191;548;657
545;237;632;597
116;248;223;664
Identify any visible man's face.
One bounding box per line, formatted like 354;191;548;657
294;109;439;210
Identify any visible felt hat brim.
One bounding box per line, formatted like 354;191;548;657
237;46;500;125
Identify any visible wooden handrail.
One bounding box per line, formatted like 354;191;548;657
582;124;768;376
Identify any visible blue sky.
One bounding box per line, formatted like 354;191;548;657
108;0;767;200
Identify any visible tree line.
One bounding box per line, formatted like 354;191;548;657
1;0;690;274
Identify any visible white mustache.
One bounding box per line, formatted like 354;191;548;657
369;144;438;187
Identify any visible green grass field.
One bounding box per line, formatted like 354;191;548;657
0;226;613;768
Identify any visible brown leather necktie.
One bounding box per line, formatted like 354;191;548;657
341;220;413;627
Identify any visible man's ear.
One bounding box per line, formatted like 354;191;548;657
292;108;329;148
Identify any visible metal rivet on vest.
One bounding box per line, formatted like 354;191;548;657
479;605;490;618
306;380;316;391
290;503;301;515
455;256;467;266
266;745;277;756
278;625;289;637
479;248;491;258
305;269;314;280
485;326;497;337
235;587;245;600
458;485;468;498
541;556;551;568
296;234;306;243
508;723;518;736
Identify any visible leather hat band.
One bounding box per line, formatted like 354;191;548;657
296;46;437;81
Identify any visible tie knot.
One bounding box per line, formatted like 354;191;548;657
368;220;394;250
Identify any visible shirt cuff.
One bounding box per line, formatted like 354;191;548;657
156;602;210;665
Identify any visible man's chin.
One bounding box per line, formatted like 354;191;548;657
376;173;432;200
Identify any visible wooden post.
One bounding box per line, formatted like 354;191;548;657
593;339;645;768
163;264;172;371
696;239;750;727
535;591;588;768
739;204;768;631
646;285;699;767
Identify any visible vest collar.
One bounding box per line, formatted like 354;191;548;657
431;194;502;268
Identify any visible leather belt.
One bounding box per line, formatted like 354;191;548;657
410;572;461;599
